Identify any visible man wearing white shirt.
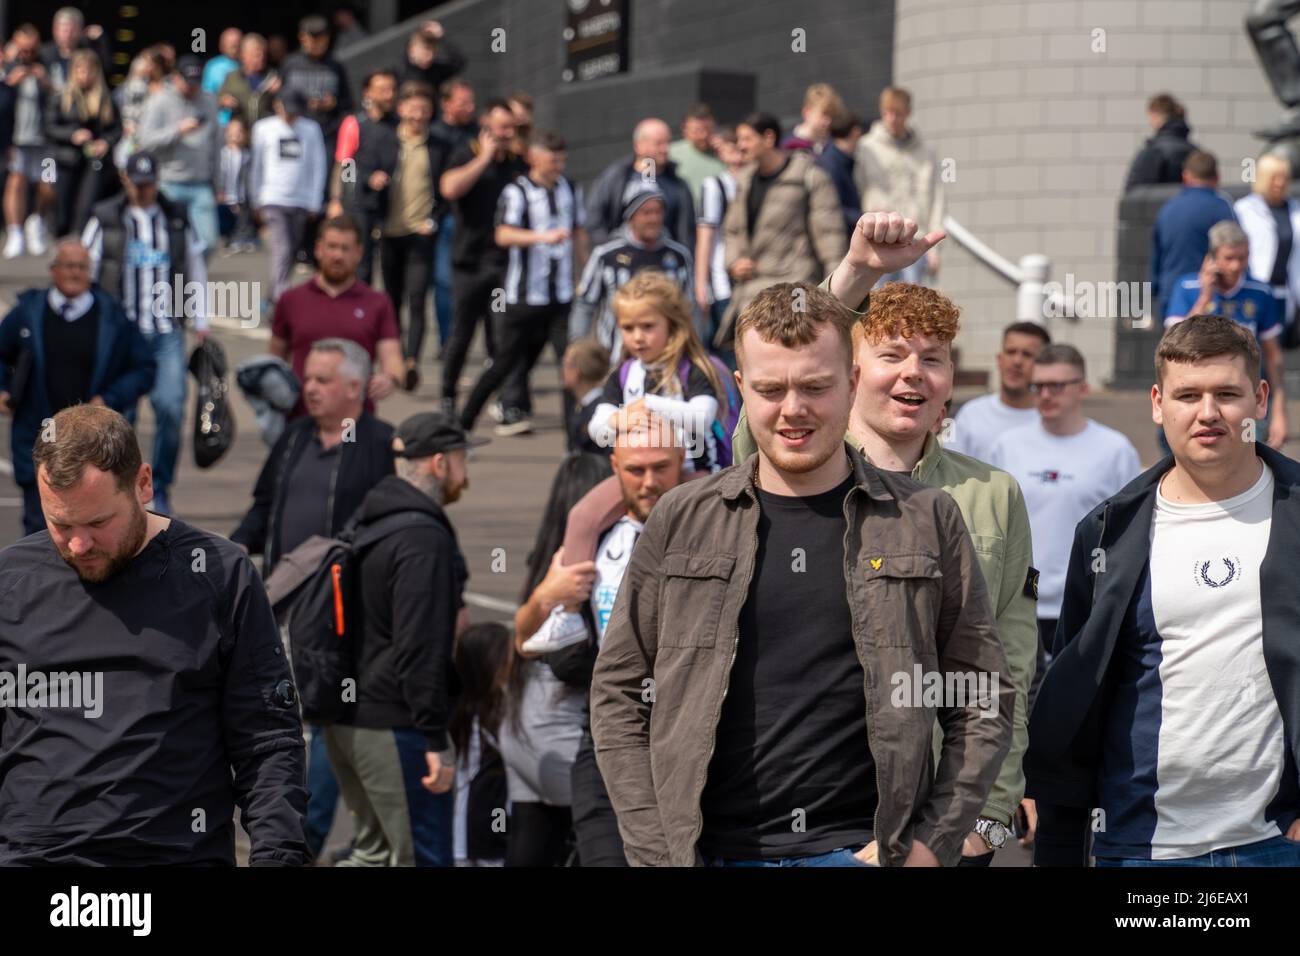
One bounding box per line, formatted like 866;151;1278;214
987;343;1141;707
948;321;1049;462
249;90;328;304
520;412;684;866
1028;315;1300;867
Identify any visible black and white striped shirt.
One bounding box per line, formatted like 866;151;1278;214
496;174;585;307
82;205;209;335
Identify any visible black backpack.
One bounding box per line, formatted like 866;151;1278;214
264;510;439;724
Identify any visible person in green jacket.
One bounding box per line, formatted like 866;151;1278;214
733;211;1039;863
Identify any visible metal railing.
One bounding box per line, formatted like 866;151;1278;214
942;214;1072;328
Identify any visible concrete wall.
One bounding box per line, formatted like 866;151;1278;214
895;0;1280;386
341;0;894;182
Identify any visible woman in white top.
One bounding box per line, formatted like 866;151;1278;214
1235;152;1300;345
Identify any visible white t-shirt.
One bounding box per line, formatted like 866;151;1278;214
529;515;644;650
948;393;1039;463
1121;462;1286;859
988;420;1141;618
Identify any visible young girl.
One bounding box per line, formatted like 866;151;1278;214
216;116;255;251
587;270;735;473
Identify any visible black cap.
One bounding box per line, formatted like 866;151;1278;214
125;151;158;184
177;54;203;83
276;87;309;115
393;411;489;458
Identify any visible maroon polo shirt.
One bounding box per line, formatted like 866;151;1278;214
272;277;400;417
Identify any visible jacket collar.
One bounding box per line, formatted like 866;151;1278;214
721;444;894;503
1106;443;1300;517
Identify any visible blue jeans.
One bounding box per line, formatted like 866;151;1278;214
159;181;218;256
706;845;876;867
1096;835;1300;867
432;214;455;348
305;726;341;858
126;328;186;494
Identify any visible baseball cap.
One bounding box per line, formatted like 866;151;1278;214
125;152;158;185
177;55;203;83
393;411;490;458
276;87;309;115
622;184;666;221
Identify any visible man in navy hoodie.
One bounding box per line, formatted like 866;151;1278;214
1028;315;1300;867
0;239;154;535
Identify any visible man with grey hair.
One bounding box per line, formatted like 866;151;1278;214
232;336;396;858
586;117;695;246
39;7;110;93
325;411;486;866
232;336;394;576
1165;219;1288;448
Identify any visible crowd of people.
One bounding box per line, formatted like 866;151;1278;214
1;9;1299;872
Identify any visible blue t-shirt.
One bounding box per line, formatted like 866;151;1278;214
1166;272;1280;339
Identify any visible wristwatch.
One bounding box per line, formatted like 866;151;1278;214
974;817;1010;850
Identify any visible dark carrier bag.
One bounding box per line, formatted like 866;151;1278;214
264;511;439;723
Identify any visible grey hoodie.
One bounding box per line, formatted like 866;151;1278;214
136;82;219;184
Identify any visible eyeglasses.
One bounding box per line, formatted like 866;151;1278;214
1029;379;1083;395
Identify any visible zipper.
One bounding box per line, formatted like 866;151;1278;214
844;485;885;860
325;438;343;532
266;428;301;568
689;491;757;860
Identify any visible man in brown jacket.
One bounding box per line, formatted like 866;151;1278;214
716;111;847;351
591;279;1013;868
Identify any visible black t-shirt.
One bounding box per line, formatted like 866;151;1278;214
746;154;791;238
699;472;877;859
276;434;339;559
43;302;98;412
445;141;527;270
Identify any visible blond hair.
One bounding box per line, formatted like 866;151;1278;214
611;271;727;415
1254;152;1292;196
60;50;114;127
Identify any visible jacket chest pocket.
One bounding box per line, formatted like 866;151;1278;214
658;553;735;648
861;552;942;647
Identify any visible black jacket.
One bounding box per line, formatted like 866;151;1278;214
0;520;308;865
43;87;121;168
230;412;395;574
355;118;446;223
1026;444;1300;864
278;51;353;143
88;192;192;317
585;155;696;248
1123;117;1198;192
347;475;467;751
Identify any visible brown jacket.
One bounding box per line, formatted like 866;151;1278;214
590;447;1013;867
717;149;847;347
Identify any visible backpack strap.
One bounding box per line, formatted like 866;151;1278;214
352;510;442;551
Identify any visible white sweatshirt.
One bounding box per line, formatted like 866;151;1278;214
247;115;327;212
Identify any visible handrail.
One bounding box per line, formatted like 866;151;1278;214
941;213;1069;324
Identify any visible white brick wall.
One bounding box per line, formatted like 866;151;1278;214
895;0;1276;386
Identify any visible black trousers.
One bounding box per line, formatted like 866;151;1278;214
54;159;111;237
505;802;573;867
459;301;569;429
380;232;436;367
569;729;627;867
443;262;501;402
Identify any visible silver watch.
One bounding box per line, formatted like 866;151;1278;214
974;817;1009;850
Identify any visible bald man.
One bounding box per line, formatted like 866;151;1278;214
586;117;696;246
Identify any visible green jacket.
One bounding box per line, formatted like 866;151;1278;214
732;417;1037;826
